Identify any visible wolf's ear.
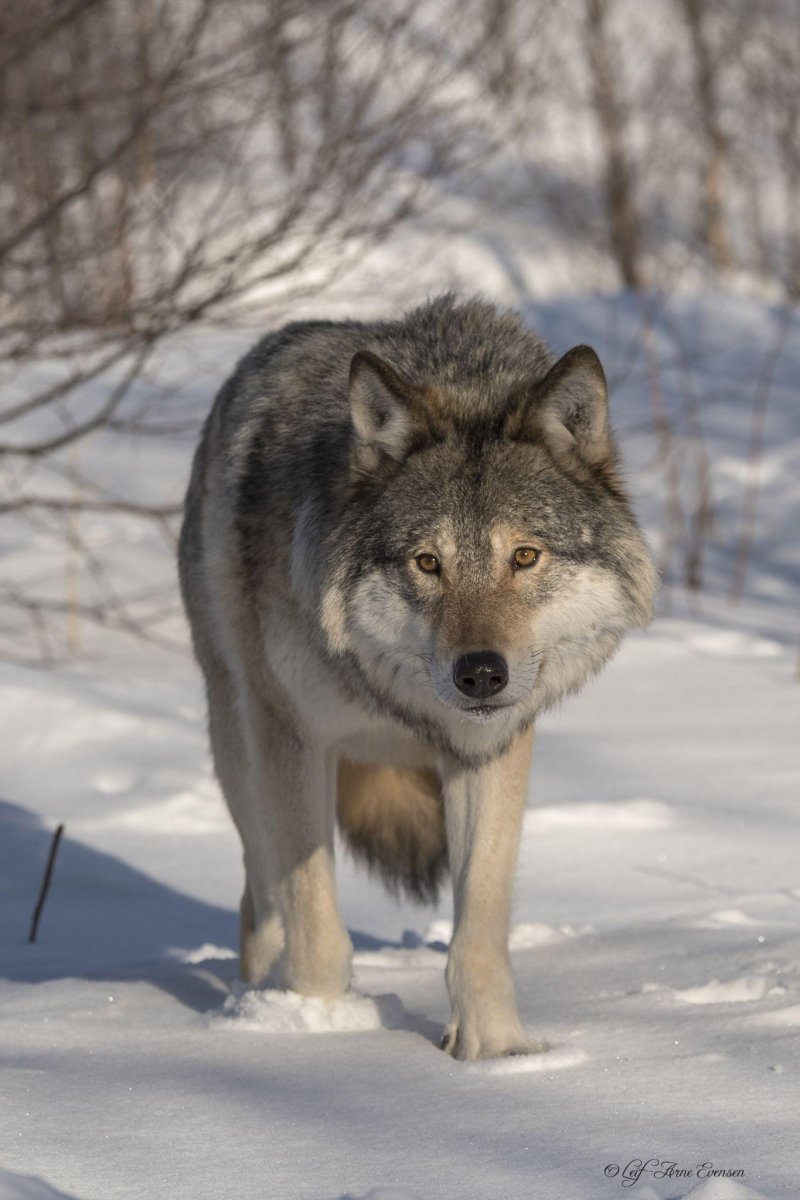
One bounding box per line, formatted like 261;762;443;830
348;351;419;477
510;345;614;471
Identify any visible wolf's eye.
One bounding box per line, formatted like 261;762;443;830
513;546;540;569
416;553;440;575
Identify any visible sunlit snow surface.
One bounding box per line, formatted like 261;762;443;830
1;294;799;1199
214;985;406;1034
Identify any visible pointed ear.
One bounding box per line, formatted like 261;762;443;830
348;351;419;477
509;345;614;470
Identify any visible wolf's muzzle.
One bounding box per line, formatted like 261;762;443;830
452;651;509;699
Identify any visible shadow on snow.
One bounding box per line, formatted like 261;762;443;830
0;798;408;1016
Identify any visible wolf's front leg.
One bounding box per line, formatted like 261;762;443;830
241;695;352;998
440;728;546;1060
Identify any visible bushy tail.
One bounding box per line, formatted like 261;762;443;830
336;761;448;905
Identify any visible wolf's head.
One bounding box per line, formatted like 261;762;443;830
319;306;657;766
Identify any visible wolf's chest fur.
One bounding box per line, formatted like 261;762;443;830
258;592;439;770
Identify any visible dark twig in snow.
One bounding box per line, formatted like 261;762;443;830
28;823;65;944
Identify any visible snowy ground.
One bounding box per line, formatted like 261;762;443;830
1;292;798;1199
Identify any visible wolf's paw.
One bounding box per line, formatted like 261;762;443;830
440;1018;549;1061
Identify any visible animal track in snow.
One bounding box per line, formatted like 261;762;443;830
213;985;405;1033
462;1044;587;1076
524;798;671;832
672;975;775;1005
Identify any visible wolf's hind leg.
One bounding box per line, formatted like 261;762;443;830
237;686;352;998
239;879;284;986
441;728;547;1061
205;656;285;985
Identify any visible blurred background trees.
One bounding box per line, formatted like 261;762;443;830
1;0;480;440
477;0;800;293
1;0;798;661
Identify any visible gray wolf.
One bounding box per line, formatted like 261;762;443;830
178;295;656;1060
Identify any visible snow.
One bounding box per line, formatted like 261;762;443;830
524;798;672;831
215;985;406;1034
1;292;799;1198
0;1170;81;1200
670;975;779;1006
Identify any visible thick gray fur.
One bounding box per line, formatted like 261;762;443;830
178;294;657;1061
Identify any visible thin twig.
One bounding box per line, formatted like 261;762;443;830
0;495;183;517
29;823;65;944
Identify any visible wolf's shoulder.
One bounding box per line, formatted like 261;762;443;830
229;294;551;395
377;294;552;391
211;294;553;456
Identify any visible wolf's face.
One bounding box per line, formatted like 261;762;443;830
321;345;657;766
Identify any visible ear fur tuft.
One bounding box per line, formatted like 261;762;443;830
348;351;419;478
506;344;616;475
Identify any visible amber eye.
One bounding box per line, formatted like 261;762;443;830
513;546;540;569
416;553;440;575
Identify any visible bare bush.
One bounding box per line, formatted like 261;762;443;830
0;0;484;660
2;0;798;662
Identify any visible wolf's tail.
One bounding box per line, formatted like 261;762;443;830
336;761;448;905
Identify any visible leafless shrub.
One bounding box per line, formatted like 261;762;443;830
0;0;485;661
476;0;800;295
2;0;798;663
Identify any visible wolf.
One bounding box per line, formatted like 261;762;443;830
178;295;656;1060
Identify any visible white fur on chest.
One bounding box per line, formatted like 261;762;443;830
260;601;433;766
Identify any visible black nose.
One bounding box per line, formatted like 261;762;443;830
453;651;509;699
